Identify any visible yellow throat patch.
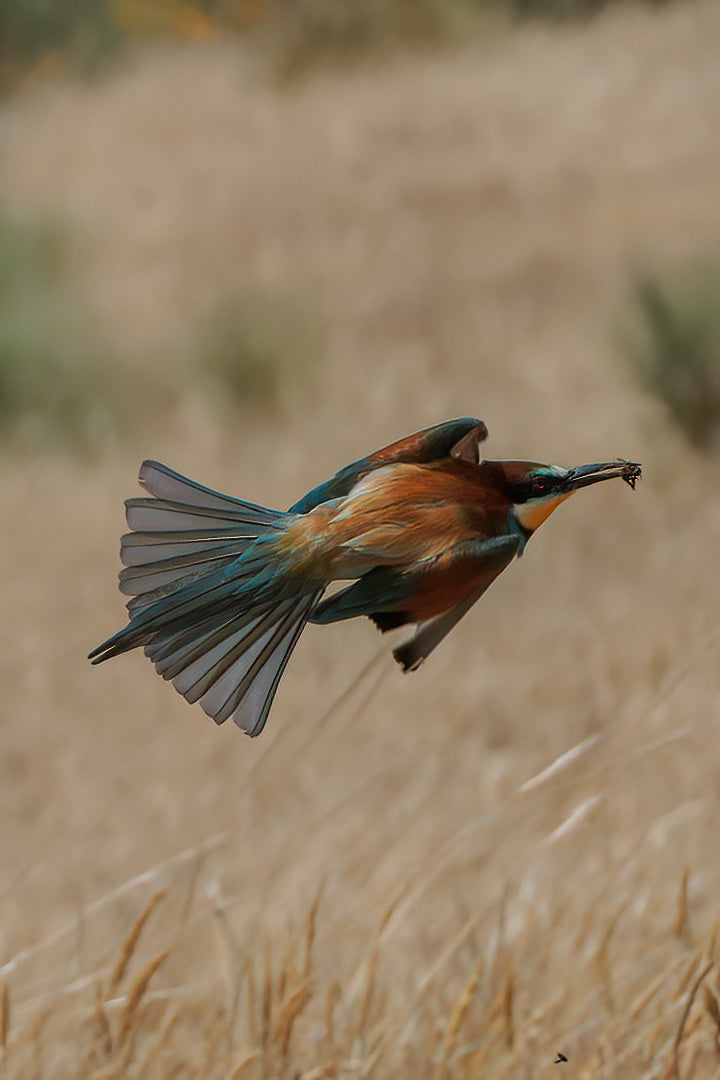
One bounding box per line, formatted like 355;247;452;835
514;491;572;533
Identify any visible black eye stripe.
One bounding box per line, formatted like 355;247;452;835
512;474;560;503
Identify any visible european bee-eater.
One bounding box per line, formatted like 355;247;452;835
89;418;641;737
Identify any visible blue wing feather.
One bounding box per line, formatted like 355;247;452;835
290;417;486;514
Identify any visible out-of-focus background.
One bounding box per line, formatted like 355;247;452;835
1;2;719;1077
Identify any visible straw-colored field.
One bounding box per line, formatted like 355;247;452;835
1;2;720;1076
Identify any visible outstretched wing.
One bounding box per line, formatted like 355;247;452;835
311;534;519;669
391;535;520;671
290;417;488;514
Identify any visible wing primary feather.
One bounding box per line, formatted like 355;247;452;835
174;601;296;703
231;594;320;737
205;594;318;728
392;535;520;670
148;603;274;675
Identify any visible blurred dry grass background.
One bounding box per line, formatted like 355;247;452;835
1;1;720;1076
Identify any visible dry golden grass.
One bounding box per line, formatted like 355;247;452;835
1;2;720;1077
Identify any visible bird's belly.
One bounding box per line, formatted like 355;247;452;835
403;563;484;621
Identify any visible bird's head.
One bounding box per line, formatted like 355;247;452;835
498;459;642;535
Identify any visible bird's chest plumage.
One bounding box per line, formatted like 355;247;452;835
280;461;512;582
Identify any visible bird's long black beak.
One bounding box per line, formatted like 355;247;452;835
564;460;642;492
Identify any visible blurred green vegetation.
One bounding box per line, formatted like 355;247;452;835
624;264;720;451
0;204;322;453
197;292;323;417
256;0;454;79
241;0;674;78
493;0;668;17
0;0;120;90
0;209;123;454
0;0;675;91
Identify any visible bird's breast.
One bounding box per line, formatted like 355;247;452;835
280;461;513;581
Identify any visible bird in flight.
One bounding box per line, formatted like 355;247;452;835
90;418;640;736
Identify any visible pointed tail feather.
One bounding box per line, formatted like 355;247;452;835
89;461;323;735
88;549;273;661
137;459;286;522
119;460;287;616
